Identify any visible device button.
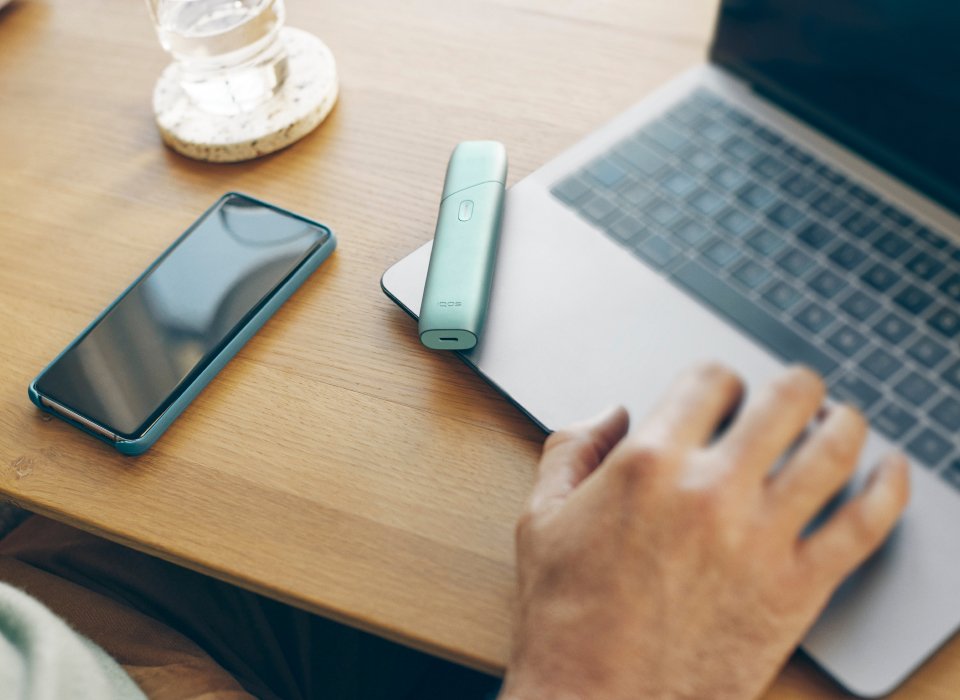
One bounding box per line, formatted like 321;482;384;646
458;199;474;221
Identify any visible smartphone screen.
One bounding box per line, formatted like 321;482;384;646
34;194;331;440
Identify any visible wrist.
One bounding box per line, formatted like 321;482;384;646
498;684;586;700
498;668;595;700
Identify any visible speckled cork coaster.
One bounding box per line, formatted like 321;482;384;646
153;28;339;163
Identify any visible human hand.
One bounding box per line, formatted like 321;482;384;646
499;364;910;700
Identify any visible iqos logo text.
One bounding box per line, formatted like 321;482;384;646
438;301;462;307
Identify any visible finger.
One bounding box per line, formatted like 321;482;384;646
528;406;630;514
764;404;868;536
798;453;910;586
712;366;825;483
619;363;743;451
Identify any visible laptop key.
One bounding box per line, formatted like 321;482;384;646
747;229;786;257
841;211;879;239
702;239;741;268
784;145;814;167
795;302;833;334
751;154;789;180
608;215;646;244
717;208;754;237
874;230;913;259
808;269;846;299
862;262;899;292
753;125;782;146
874;313;912;345
689;188;725;216
928;307;960;339
724;108;753;128
827;242;867;271
906;336;949;369
668;100;706;126
939;273;960;303
815;163;846;187
893;371;937;407
552;176;592;204
671;261;838;377
804;185;828;209
893;285;934;314
647;198;683;228
614;140;666;177
812;191;847;219
636;235;681;269
763;280;802;311
798;222;833;251
685;113;715;133
661;170;698;197
732;259;771;289
827;326;868;357
767;202;805;230
830;372;881;410
699;120;732;144
849;184;880;207
586;158;628;189
905;251;945;281
944;361;960;391
917;226;948;250
872;402;918;441
780;172;816;198
710;164;751;192
881;204;914;229
942;459;960;490
673;218;710;248
839;290;880;322
723;135;762;162
777;247;815;277
683;148;721;172
580;196;619;224
907;428;952;468
861;347;901;381
619;181;654;208
931;397;960;432
644;120;688;152
737;183;777;210
690;89;722;110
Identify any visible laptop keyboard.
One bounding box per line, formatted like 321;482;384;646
550;89;960;490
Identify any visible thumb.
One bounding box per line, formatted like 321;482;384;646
528;406;629;514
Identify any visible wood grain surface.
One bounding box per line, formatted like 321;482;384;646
0;1;957;696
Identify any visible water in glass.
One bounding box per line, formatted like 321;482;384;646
147;0;289;115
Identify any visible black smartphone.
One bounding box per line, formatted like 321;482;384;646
29;192;336;454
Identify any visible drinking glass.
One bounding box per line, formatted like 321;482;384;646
145;0;289;116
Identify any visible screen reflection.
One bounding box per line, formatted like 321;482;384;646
712;0;960;211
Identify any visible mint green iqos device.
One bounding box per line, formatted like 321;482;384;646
419;141;507;351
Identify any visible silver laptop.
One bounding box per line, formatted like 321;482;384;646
382;2;960;695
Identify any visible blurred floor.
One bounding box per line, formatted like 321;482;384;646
0;507;501;700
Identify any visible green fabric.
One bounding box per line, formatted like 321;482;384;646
0;582;145;699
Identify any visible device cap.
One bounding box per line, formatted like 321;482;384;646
440;141;507;201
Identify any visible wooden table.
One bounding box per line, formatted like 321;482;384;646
1;1;958;697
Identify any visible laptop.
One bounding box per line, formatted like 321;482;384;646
381;1;960;695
